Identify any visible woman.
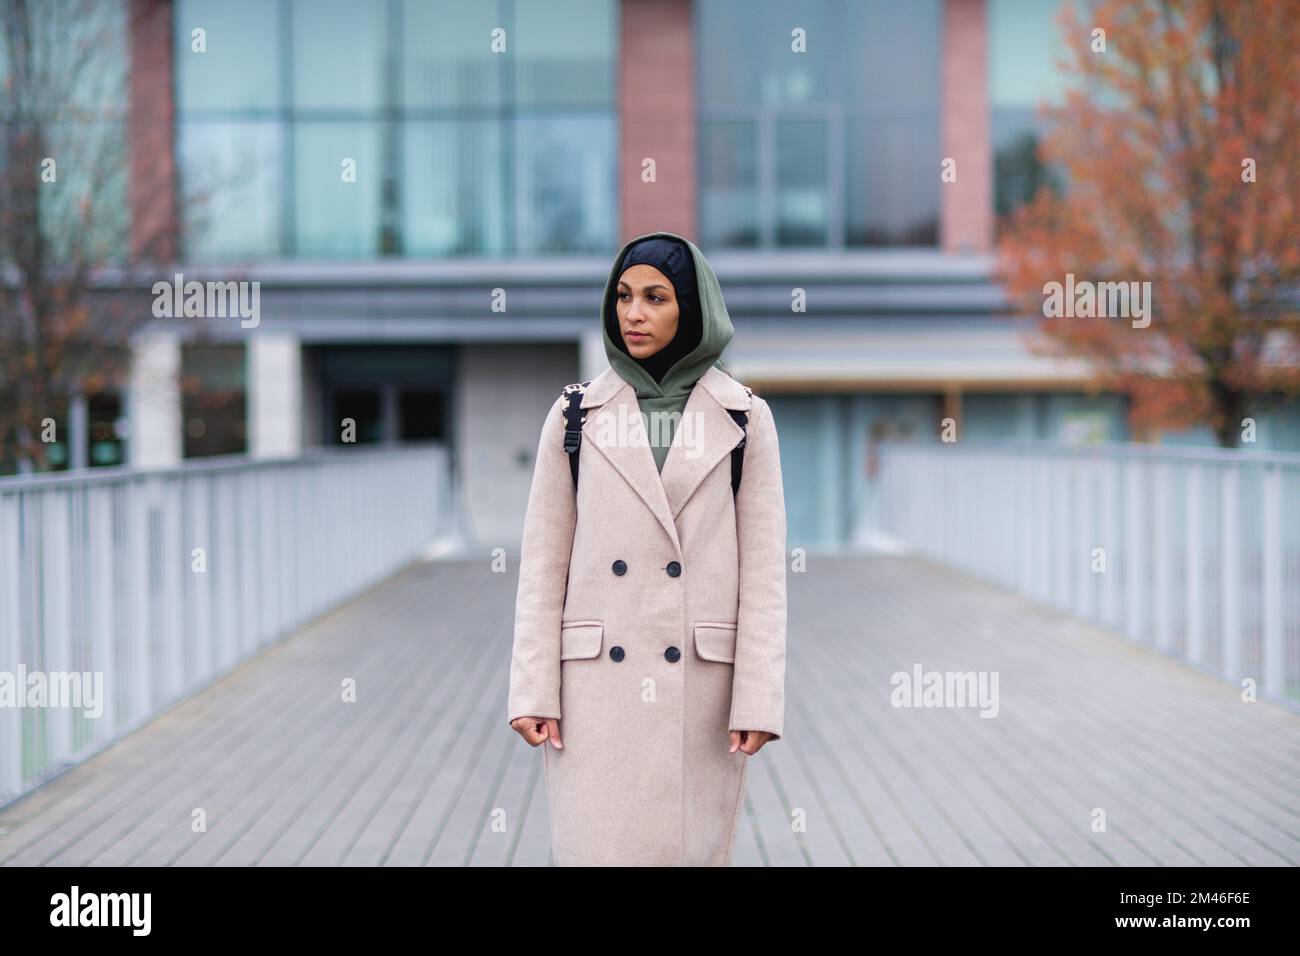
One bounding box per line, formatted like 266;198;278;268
506;230;788;866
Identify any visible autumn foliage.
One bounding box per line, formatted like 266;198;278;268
996;0;1300;446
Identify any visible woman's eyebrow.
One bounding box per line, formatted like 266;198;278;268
618;280;673;293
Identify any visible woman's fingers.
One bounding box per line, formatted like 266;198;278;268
509;716;563;748
512;717;549;747
735;730;772;755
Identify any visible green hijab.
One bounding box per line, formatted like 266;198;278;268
600;231;735;472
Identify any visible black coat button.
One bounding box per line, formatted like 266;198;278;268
666;560;681;577
609;645;624;662
664;646;681;662
612;559;627;575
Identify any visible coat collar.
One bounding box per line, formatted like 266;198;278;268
578;365;751;556
580;364;751;411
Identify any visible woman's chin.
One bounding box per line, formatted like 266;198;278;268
625;341;657;357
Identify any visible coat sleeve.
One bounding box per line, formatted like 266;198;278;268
506;393;577;728
728;396;788;741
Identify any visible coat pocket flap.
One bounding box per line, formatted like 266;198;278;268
693;622;738;663
560;621;603;660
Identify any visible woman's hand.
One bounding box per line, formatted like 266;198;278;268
511;716;563;749
729;730;774;755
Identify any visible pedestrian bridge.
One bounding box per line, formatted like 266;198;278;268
2;552;1297;866
1;442;1297;865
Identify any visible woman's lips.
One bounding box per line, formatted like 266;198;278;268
626;331;649;341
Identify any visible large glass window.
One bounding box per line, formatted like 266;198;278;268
181;344;247;458
175;0;616;260
699;122;760;248
513;116;615;254
512;0;616;109
292;122;385;257
775;118;829;247
290;0;386;112
178;120;283;260
0;0;130;265
697;0;941;249
988;0;1072;223
174;0;280;111
402;1;503;109
402;120;506;256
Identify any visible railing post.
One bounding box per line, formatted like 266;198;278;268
88;486;118;739
1053;454;1069;611
129;477;154;724
0;495;22;801
161;478;185;699
1221;465;1241;682
1153;461;1172;654
1185;464;1205;666
187;476;213;681
43;489;73;767
1101;456;1119;629
1124;457;1147;645
1076;452;1094;621
1262;463;1283;699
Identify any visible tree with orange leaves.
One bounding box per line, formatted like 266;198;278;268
996;0;1300;447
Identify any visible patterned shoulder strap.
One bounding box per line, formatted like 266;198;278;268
560;381;591;490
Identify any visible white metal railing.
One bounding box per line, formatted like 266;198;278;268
0;443;453;806
877;440;1300;708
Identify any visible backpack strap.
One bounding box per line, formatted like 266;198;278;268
726;385;754;496
562;380;751;496
560;381;591;490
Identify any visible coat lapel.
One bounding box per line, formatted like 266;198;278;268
581;371;682;554
579;367;751;555
660;368;748;520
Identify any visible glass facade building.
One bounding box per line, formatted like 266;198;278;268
3;0;1295;545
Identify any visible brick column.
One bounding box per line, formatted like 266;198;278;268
128;0;178;263
940;0;992;254
619;0;696;241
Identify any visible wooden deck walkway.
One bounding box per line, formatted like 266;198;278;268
2;554;1297;866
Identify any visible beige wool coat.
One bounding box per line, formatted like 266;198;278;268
506;363;788;866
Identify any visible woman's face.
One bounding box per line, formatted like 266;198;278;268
616;264;679;359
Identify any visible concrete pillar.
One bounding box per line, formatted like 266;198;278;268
941;0;993;254
127;330;182;468
248;333;303;459
619;0;696;240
